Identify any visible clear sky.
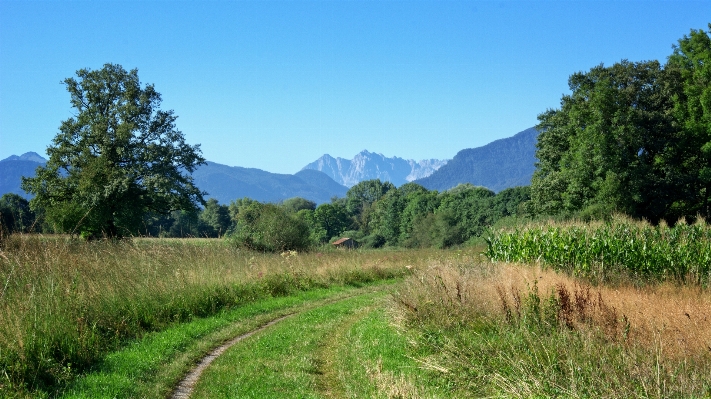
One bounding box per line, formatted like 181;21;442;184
0;1;709;174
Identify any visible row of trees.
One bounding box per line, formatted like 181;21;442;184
1;180;530;251
226;180;529;251
532;25;711;224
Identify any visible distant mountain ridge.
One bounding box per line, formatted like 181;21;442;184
2;152;47;163
302;150;448;187
0;152;47;198
2;127;539;203
0;153;347;204
414;127;539;192
192;162;347;204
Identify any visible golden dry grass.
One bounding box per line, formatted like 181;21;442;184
492;263;711;357
394;258;711;397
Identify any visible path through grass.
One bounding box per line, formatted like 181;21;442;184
191;288;448;398
60;283;396;399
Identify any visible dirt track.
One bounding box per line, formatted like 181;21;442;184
170;315;292;399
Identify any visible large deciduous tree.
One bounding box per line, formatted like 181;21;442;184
532;26;711;223
667;24;711;218
22;64;206;238
531;60;680;222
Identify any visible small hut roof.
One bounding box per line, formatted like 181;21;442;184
332;237;351;245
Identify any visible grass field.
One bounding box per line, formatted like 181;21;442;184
2;231;710;398
0;235;420;397
394;251;711;397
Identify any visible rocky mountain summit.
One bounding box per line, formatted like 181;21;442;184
301;150;448;187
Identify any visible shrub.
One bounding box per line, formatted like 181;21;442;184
227;202;312;252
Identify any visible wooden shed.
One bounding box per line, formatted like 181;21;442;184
332;237;356;249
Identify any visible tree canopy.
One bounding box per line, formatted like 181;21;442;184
531;25;711;223
22;64;206;238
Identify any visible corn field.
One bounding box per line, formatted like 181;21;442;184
485;218;711;285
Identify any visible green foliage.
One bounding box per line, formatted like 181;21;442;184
486;218;711;284
404;211;461;249
21;64;205;239
532;60;678;221
280;197;317;213
532;26;711;224
228;202;312;252
345;180;395;230
0;193;38;234
667;24;711;219
312;202;351;242
199;198;231;237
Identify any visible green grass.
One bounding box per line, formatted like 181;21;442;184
191;291;384;398
7;233;707;398
61;284;395;399
191;287;450;399
0;235;424;397
318;304;451;398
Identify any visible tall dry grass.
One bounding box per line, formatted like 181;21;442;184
0;235;421;395
394;259;711;397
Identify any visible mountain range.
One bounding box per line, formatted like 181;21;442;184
301;151;448;187
414;127;539;192
191;162;347;204
0;154;348;205
0;152;46;199
0;127;540;203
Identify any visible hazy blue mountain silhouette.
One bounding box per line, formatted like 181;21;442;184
0;152;46;198
191;162;347;204
0;154;347;205
2;127;539;203
414;127;540;192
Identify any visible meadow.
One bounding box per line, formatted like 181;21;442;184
2;225;710;398
0;235;415;397
394;258;711;397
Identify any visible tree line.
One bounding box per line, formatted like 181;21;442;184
531;25;711;224
0;181;530;251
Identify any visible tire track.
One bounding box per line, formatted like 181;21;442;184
171;313;295;399
170;314;292;399
170;285;394;398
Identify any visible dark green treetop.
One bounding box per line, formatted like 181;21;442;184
22;64;206;238
667;24;711;218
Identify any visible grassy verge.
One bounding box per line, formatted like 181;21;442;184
315;304;450;398
191;288;450;399
61;283;396;399
393;259;711;398
0;235;430;397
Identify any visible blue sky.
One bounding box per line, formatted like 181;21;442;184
1;1;709;174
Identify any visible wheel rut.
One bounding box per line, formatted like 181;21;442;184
169;285;392;399
170;314;292;399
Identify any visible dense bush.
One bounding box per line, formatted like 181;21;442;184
227;202;312;252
